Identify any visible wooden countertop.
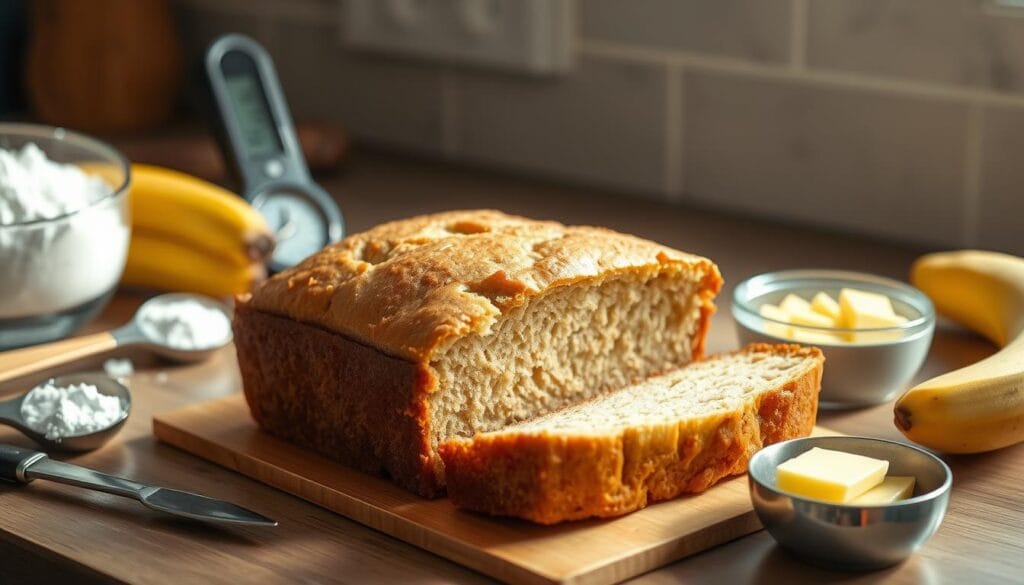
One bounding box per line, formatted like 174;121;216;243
1;154;1020;584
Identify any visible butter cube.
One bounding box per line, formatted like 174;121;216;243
791;328;844;345
839;288;899;328
851;476;916;505
839;288;908;343
850;311;908;329
776;447;889;503
850;320;908;344
788;306;836;329
776;292;839;344
811;292;842;322
759;304;793;339
780;294;812;315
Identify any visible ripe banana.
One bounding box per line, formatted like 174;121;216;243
120;164;273;297
122;233;266;299
894;250;1024;453
129;164;274;266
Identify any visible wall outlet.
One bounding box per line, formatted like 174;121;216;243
341;0;574;75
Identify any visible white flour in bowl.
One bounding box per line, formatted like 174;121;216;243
0;143;130;319
21;380;125;440
0;143;109;223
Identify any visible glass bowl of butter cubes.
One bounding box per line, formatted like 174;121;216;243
748;435;952;571
732;270;935;408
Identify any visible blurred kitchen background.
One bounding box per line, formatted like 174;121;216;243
2;0;1022;254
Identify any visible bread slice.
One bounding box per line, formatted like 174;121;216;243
438;344;823;524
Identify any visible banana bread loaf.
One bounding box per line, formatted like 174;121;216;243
439;344;823;523
233;210;722;497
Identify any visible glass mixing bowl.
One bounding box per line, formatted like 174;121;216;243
732;270;935;408
0;124;131;349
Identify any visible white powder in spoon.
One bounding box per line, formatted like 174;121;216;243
137;299;232;351
21;380;125;440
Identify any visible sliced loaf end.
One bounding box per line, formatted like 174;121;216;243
438;343;823;524
427;263;720;485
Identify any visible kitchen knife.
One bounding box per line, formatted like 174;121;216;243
0;444;277;527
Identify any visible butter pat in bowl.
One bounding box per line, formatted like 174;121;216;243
732;270;935;408
748;436;952;571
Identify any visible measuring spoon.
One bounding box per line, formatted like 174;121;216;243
0;373;130;452
0;293;233;387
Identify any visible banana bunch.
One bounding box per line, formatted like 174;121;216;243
894;250;1024;453
122;164;274;298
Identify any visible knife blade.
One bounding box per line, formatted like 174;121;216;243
0;444;276;527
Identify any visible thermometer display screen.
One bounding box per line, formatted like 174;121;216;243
222;51;283;158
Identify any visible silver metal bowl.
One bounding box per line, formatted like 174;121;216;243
732;270;935;408
748;436;952;571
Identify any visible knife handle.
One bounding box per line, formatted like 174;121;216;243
0;444;47;484
23;456;147;498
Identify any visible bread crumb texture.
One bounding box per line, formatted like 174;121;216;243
439;344;823;523
248;210;721;361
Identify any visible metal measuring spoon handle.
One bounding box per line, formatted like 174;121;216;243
0;444;276;527
0;395;55;450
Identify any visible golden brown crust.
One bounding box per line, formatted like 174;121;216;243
248;210;721;362
438;344;823;524
233;302;442;497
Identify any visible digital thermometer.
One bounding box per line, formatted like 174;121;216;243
204;34;344;272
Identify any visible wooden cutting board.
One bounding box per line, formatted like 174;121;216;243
154;394;808;585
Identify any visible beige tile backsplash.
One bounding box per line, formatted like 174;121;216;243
454;56;670;196
978;106;1024;255
275;20;447;153
175;0;1024;253
684;71;968;246
808;0;1024;93
582;0;794;64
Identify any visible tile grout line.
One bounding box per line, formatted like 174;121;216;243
579;40;1024;110
789;0;809;71
664;64;684;200
440;67;461;157
961;102;985;247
